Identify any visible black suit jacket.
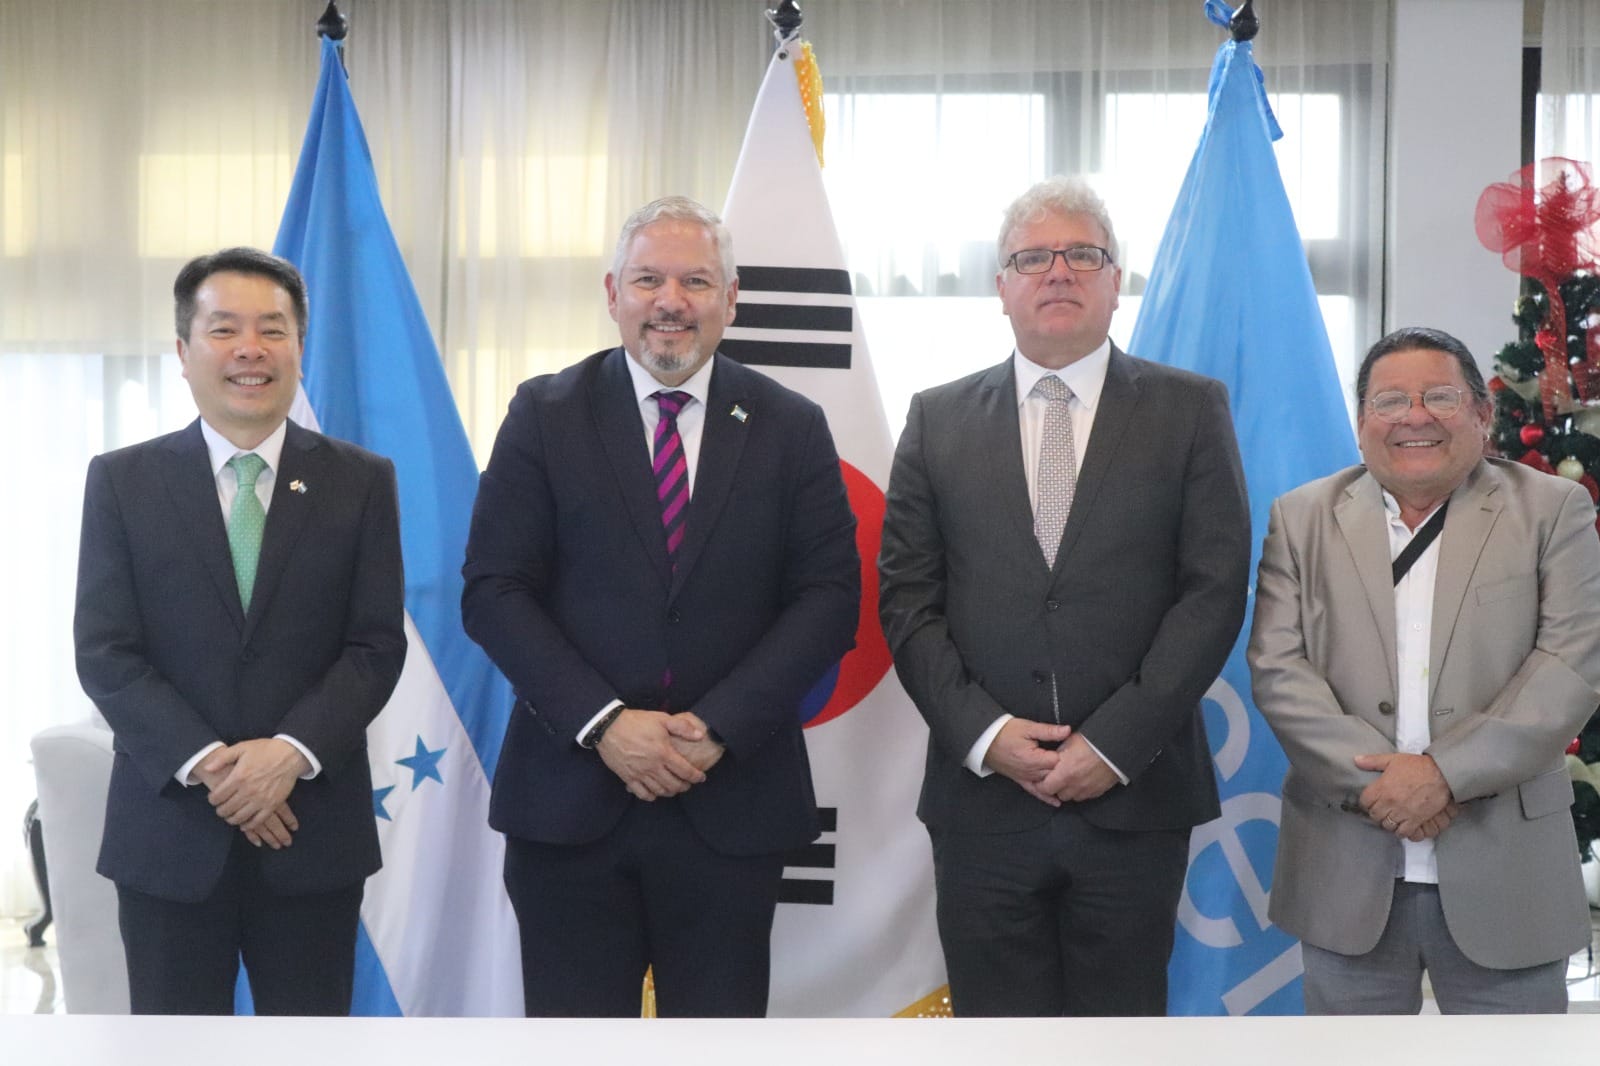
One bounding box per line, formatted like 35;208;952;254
879;348;1250;833
461;349;859;857
74;418;407;902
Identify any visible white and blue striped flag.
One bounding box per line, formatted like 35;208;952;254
270;35;522;1016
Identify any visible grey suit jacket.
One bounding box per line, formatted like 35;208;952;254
879;347;1250;834
1248;458;1600;968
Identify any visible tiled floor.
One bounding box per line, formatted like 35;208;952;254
3;913;1598;1016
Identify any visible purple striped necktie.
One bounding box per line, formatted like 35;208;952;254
652;389;692;565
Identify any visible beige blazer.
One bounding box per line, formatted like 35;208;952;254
1248;457;1600;968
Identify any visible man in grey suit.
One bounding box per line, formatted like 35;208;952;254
1249;325;1600;1013
879;176;1251;1016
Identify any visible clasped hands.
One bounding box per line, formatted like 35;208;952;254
597;709;724;802
195;738;311;851
984;718;1118;806
1353;751;1460;841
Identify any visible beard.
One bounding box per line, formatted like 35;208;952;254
635;320;709;381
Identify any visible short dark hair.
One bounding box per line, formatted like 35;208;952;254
173;247;309;343
1355;326;1489;405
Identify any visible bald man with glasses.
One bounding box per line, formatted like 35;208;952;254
1249;325;1600;1014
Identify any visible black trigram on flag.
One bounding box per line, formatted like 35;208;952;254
722;266;853;370
778;806;836;905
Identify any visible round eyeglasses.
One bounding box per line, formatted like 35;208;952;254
1364;385;1466;423
1005;246;1113;274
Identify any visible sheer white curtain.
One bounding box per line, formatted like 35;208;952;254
0;0;1386;916
1540;0;1600;162
808;0;1388;432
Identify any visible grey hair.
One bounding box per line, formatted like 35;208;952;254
997;176;1120;267
611;196;738;285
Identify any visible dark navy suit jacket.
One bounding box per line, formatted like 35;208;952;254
462;349;860;857
74;418;407;902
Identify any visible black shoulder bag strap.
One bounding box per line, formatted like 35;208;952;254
1391;500;1449;586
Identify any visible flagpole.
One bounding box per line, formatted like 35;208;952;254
767;0;803;44
317;0;348;73
1229;0;1259;41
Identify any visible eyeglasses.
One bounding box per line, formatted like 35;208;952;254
1005;246;1114;274
1364;385;1466;423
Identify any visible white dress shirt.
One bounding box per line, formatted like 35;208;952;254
1383;491;1443;884
576;353;717;741
175;418;320;786
964;342;1127;783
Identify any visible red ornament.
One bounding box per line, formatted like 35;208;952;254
1489;376;1507;394
1520;449;1557;474
1582;474;1600;503
1570;737;1584;756
1520;424;1546;447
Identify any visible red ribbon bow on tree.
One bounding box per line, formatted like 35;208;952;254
1475;157;1600;420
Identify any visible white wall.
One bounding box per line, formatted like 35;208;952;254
1386;0;1526;371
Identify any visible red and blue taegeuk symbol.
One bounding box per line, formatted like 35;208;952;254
801;460;893;728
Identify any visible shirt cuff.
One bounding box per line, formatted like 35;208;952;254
577;700;624;745
1081;736;1129;785
963;715;1013;777
274;734;322;780
176;742;224;787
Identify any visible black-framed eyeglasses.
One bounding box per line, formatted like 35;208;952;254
1364;385;1466;423
1005;246;1114;274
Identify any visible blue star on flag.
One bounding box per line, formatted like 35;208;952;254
372;785;395;821
397;736;446;791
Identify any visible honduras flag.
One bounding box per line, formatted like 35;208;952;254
1128;1;1357;1015
269;36;522;1016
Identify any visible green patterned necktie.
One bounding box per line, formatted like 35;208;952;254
227;453;268;612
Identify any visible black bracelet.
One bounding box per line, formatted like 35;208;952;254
580;705;625;749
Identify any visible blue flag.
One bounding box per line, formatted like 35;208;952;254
1128;2;1358;1015
267;36;522;1016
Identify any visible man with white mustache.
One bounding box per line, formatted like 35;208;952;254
463;196;859;1017
1250;325;1600;1013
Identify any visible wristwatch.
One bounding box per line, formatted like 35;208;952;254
580;705;625;749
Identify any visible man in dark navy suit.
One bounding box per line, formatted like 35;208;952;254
74;247;406;1014
462;196;859;1017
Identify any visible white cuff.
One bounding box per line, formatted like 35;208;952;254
1081;736;1129;785
274;734;322;780
175;742;225;787
964;715;1013;777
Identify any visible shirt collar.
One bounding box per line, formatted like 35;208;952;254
1379;488;1447;530
1013;338;1112;411
623;349;715;411
199;418;288;480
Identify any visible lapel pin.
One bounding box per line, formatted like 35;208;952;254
289;479;308;494
730;404;749;423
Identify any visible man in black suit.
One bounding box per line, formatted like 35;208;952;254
461;196;859;1018
879;176;1250;1016
74;247;406;1015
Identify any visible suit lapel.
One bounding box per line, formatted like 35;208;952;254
972;359;1039;563
590;349;674;592
160;421;246;632
1333;472;1399;695
1428;463;1501;704
671;355;749;599
1053;347;1136;572
244;421;320;639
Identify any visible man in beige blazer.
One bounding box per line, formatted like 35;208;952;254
1249;325;1600;1014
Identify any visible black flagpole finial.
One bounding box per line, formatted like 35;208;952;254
1230;1;1260;42
317;1;349;41
767;0;804;40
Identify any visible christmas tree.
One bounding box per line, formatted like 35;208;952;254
1477;157;1600;864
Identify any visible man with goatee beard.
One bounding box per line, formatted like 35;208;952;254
462;196;859;1017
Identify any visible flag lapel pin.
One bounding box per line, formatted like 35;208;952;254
289;479;309;495
730;404;749;423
